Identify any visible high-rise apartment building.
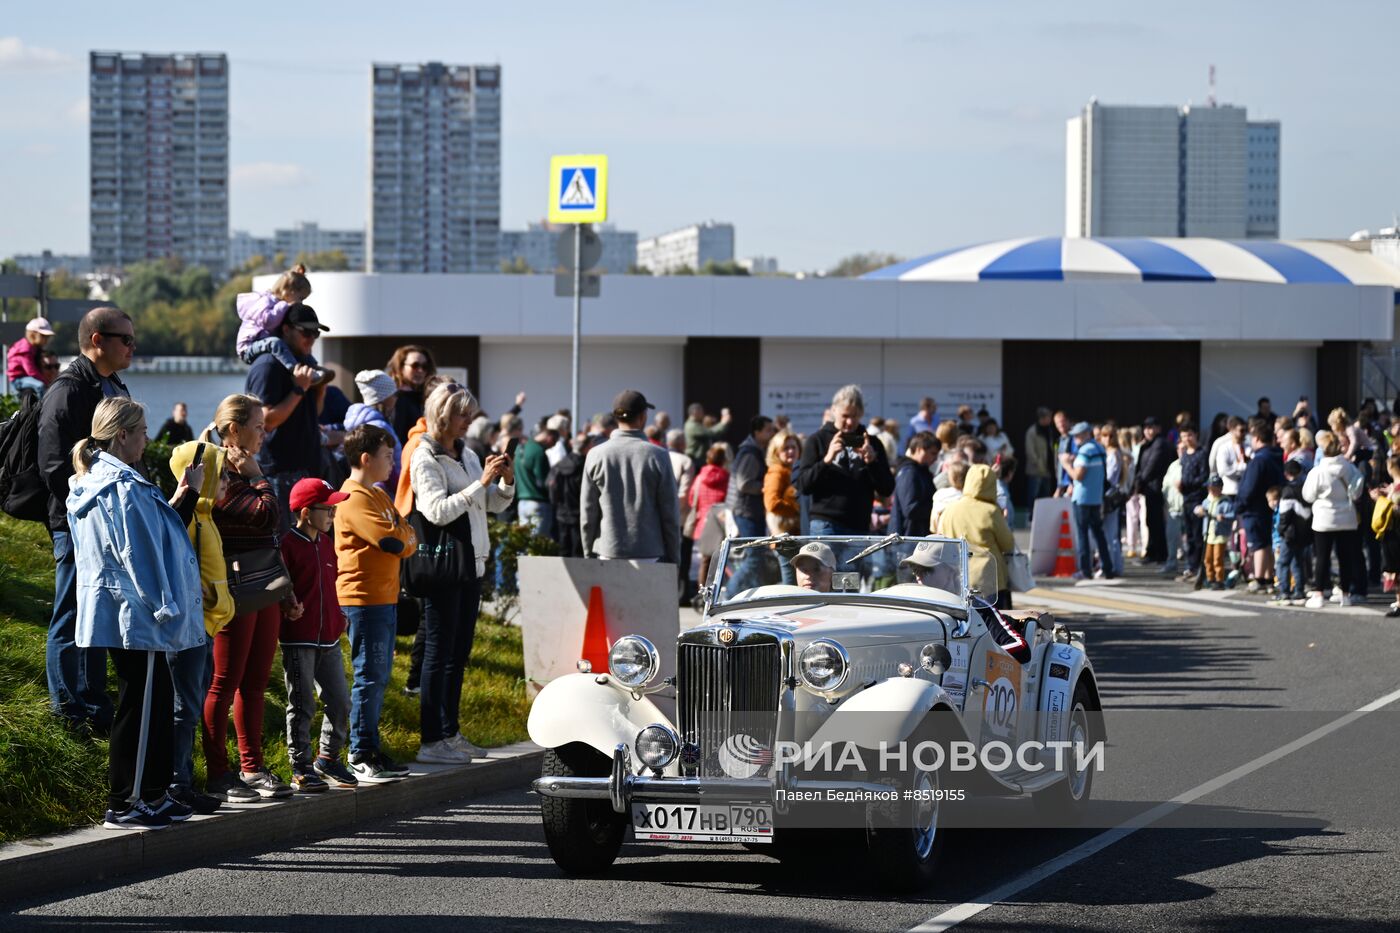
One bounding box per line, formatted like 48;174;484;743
636;221;735;274
89;51;229;274
499;222;637;274
1065;98;1280;239
369;62;501;273
1246;121;1281;239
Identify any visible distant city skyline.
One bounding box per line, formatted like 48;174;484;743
3;2;1399;271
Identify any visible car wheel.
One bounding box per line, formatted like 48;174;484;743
866;719;947;893
539;743;627;875
1032;680;1098;823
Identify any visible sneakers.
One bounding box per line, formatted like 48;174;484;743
349;753;403;784
1386;604;1400;618
241;769;294;799
1340;594;1365;607
418;739;472;764
311;366;336;388
207;771;262;804
291;766;329;794
402;684;421;697
1268;595;1291;606
448;734;488;758
1304;592;1326;609
103;799;171;831
151;792;194;822
1246;579;1261;594
170;785;222;815
314;755;359;788
376;752;411;778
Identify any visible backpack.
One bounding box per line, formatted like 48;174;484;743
1372;495;1394;540
0;391;48;523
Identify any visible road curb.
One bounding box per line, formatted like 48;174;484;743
0;742;543;907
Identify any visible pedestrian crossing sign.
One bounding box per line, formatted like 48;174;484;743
549;154;609;224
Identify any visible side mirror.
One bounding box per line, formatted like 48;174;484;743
920;643;953;676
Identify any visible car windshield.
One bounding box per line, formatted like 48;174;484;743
709;535;971;608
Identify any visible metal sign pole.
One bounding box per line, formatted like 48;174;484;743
571;223;582;429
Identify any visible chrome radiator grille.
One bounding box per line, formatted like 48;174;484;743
678;639;782;777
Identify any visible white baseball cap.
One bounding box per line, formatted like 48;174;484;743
790;541;836;571
25;317;54;336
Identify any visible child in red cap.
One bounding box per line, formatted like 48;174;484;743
279;477;356;790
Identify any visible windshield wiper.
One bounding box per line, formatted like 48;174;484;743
845;533;902;563
730;533;792;553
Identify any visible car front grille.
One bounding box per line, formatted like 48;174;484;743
678;637;782;778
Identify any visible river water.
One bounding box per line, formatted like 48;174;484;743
120;372;251;432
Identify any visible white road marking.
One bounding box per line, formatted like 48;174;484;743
908;683;1400;932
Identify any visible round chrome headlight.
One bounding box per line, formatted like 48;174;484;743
635;723;680;771
798;639;850;692
609;635;659;689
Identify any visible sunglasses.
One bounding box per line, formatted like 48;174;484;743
100;331;135;347
407;362;429;370
42;363;60;371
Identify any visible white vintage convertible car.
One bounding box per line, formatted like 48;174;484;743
527;535;1102;891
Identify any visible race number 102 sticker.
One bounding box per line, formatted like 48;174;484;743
982;652;1021;739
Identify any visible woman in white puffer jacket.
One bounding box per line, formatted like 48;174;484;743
409;383;515;764
1301;430;1365;608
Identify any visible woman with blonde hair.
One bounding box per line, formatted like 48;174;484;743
409;382;514;763
764;431;802;585
203;393;291;803
1302;430;1365;608
68;397;205;830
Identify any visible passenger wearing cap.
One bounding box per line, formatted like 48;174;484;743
344;369;403;492
792;542;836;592
900;542;960;593
582;389;681;565
6;315;55;396
246;302;332;534
1060;420;1116;580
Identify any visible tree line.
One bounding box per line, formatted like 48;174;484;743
1;251;348;358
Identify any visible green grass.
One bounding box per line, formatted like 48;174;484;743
0;514;530;844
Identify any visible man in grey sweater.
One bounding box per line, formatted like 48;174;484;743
582;389;681;564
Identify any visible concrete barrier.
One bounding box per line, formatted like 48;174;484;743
0;742;543;907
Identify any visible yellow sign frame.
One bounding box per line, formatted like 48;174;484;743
548;154;609;224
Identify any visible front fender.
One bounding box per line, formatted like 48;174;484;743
808;677;965;750
527;673;678;771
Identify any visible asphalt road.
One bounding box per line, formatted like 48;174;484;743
7;569;1400;932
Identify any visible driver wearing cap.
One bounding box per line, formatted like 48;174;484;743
791;541;836;593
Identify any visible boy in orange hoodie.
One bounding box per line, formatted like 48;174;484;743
334;424;417;784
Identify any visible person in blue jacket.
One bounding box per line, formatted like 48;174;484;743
67;397;207;831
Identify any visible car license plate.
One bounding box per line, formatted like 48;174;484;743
631;802;773;843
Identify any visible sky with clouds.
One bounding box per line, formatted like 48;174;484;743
2;1;1398;271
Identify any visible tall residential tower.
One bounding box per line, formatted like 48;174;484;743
369;62;501;273
1065;98;1280;239
89;51;230;273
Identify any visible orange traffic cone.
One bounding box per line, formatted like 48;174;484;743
580;585;611;672
1051;508;1078;577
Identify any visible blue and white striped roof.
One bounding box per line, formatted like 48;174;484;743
864;237;1400;286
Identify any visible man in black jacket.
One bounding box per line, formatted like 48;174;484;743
794;384;894;535
890;432;939;536
36;306;135;731
1135;415;1174;563
1175;424;1209;576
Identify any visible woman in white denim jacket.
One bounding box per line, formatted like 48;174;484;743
408;383;514;764
67;397;205;831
